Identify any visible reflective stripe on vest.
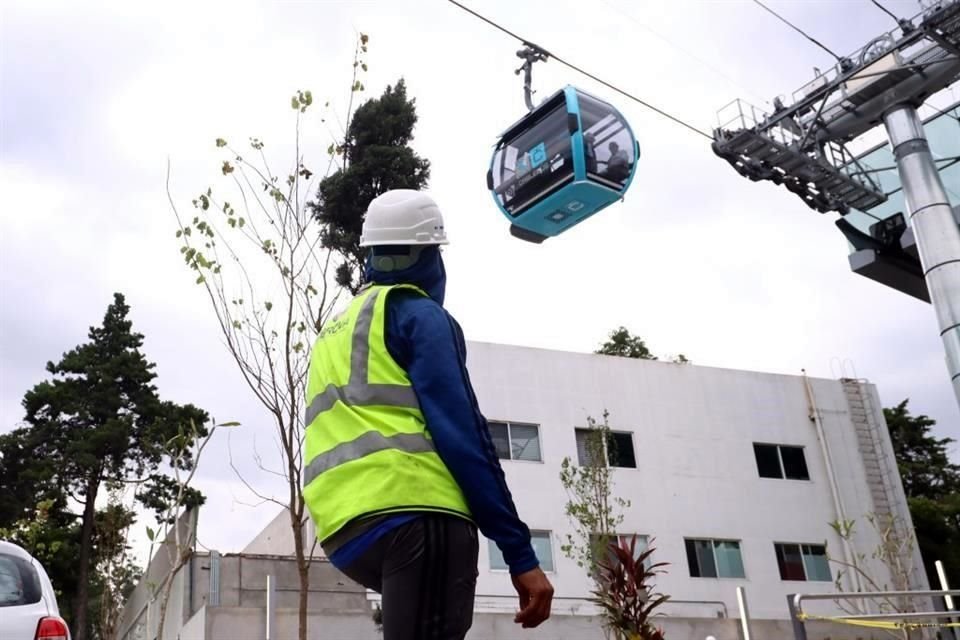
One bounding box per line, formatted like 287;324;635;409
305;431;436;481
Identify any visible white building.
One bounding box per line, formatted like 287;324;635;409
464;342;926;620
119;342;927;640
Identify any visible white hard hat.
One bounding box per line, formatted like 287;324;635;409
359;189;449;247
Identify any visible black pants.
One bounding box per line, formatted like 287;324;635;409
340;514;480;640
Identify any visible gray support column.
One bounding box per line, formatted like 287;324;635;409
786;594;809;640
265;575;276;640
736;586;754;640
883;104;960;407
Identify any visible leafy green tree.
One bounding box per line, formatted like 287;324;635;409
89;486;142;640
310;77;431;292
559;411;632;581
596;327;657;360
596;327;689;363
884;400;960;586
13;293;207;640
0;497;81;616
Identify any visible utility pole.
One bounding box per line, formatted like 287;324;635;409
712;0;960;407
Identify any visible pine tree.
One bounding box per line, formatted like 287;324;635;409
311;79;431;292
13;293;207;640
884;400;960;586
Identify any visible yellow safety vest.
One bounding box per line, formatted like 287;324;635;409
303;284;471;542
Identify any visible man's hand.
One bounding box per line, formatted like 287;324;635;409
511;567;554;628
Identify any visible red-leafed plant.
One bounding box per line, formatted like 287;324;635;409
590;535;670;640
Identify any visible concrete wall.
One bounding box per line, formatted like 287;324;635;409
179;606;205;640
464;342;908;621
124;536;908;640
241;507;293;555
212;553;369;613
117;509;197;640
241;507;318;556
198;607;896;640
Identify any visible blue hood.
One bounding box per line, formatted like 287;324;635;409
364;246;446;306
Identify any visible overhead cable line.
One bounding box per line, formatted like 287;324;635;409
600;0;772;107
869;0;902;25
445;0;714;141
750;0;845;64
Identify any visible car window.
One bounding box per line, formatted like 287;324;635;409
0;552;42;607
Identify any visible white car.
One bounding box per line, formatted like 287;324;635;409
0;540;70;640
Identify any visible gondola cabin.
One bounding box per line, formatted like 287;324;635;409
487;86;640;243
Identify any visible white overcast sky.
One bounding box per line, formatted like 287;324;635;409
2;0;957;556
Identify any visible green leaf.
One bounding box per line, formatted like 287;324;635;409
146;526;156;542
215;138;227;147
222;161;234;175
196;275;206;284
264;301;273;311
238;218;245;228
217;421;241;427
291;96;300;110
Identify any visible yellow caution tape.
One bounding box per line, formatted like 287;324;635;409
797;612;960;631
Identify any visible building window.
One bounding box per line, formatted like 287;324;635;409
774;543;831;581
685;538;745;578
753;443;809;480
489;421;542;462
489;531;554;572
575;429;637;468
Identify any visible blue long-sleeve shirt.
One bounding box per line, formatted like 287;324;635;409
327;248;538;575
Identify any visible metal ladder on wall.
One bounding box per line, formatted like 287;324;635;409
841;379;900;521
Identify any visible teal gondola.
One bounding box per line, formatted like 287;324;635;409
488;85;640;243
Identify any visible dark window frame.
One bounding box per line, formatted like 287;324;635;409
753;442;810;481
684;538;746;579
574;428;637;469
488;421;542;463
774;542;831;582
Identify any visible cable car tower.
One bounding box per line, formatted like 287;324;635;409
712;0;960;406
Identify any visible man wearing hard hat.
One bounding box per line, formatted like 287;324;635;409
303;189;553;639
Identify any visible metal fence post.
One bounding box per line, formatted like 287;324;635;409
736;587;753;640
936;561;959;640
786;594;809;640
266;574;276;640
